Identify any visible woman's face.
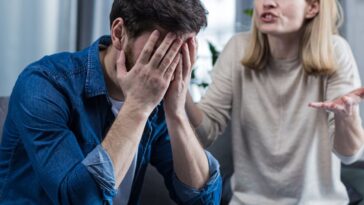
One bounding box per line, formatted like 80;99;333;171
254;0;316;36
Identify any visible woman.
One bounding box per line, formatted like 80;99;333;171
186;0;364;204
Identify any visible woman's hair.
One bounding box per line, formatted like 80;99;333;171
242;0;343;75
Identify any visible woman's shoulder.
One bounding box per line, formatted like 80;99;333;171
331;35;355;64
226;32;251;47
220;32;251;58
332;35;351;51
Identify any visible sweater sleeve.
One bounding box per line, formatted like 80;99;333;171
195;34;242;148
326;35;364;164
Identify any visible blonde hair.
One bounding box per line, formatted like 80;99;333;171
242;0;343;75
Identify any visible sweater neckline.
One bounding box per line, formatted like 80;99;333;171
269;55;300;72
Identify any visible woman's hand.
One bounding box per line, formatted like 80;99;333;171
309;88;364;116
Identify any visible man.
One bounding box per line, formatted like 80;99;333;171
0;0;222;204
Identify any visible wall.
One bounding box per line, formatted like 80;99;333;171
0;0;77;96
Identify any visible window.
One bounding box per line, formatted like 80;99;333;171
192;0;236;101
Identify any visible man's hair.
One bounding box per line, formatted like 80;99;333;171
109;0;208;38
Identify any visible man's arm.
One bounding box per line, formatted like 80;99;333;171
12;30;183;205
161;38;222;204
164;39;210;188
101;102;149;188
13;68;112;204
102;30;183;187
149;124;222;205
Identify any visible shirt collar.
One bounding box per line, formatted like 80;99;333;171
84;36;112;98
83;36;162;121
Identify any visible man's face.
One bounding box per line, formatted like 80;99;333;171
123;30;196;71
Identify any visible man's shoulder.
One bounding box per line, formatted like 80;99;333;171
11;49;91;108
22;50;88;81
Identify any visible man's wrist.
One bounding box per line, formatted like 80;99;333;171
165;109;188;122
121;100;153;121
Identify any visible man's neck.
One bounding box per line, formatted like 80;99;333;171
99;46;125;101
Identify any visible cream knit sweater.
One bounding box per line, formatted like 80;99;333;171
196;32;363;205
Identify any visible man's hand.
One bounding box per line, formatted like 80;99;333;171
102;31;184;187
309;88;364;116
164;37;197;117
162;37;209;189
117;30;183;116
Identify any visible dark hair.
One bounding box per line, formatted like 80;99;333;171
109;0;208;38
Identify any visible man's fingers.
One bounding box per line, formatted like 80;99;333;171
149;33;178;69
138;30;160;64
175;57;184;94
159;38;183;75
181;43;192;80
164;53;181;81
177;56;183;82
188;37;197;66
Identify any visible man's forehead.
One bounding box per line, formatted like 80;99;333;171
158;30;196;41
133;29;195;47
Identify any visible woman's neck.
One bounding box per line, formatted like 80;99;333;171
267;33;301;60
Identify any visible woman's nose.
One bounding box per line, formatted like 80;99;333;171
263;0;277;9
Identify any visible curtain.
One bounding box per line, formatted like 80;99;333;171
0;0;77;96
0;0;114;96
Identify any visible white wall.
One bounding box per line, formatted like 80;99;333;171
0;0;77;96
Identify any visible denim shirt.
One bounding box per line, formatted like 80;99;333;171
0;36;222;205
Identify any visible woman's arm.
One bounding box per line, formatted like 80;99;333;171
310;88;364;161
185;92;204;128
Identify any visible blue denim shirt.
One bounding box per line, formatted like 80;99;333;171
0;36;222;205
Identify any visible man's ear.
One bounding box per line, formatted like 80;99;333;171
305;0;320;19
111;17;126;50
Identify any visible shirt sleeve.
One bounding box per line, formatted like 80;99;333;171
82;145;117;196
12;68;115;204
171;151;222;204
150;125;222;205
333;145;364;165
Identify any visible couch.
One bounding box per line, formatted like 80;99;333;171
0;96;363;205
